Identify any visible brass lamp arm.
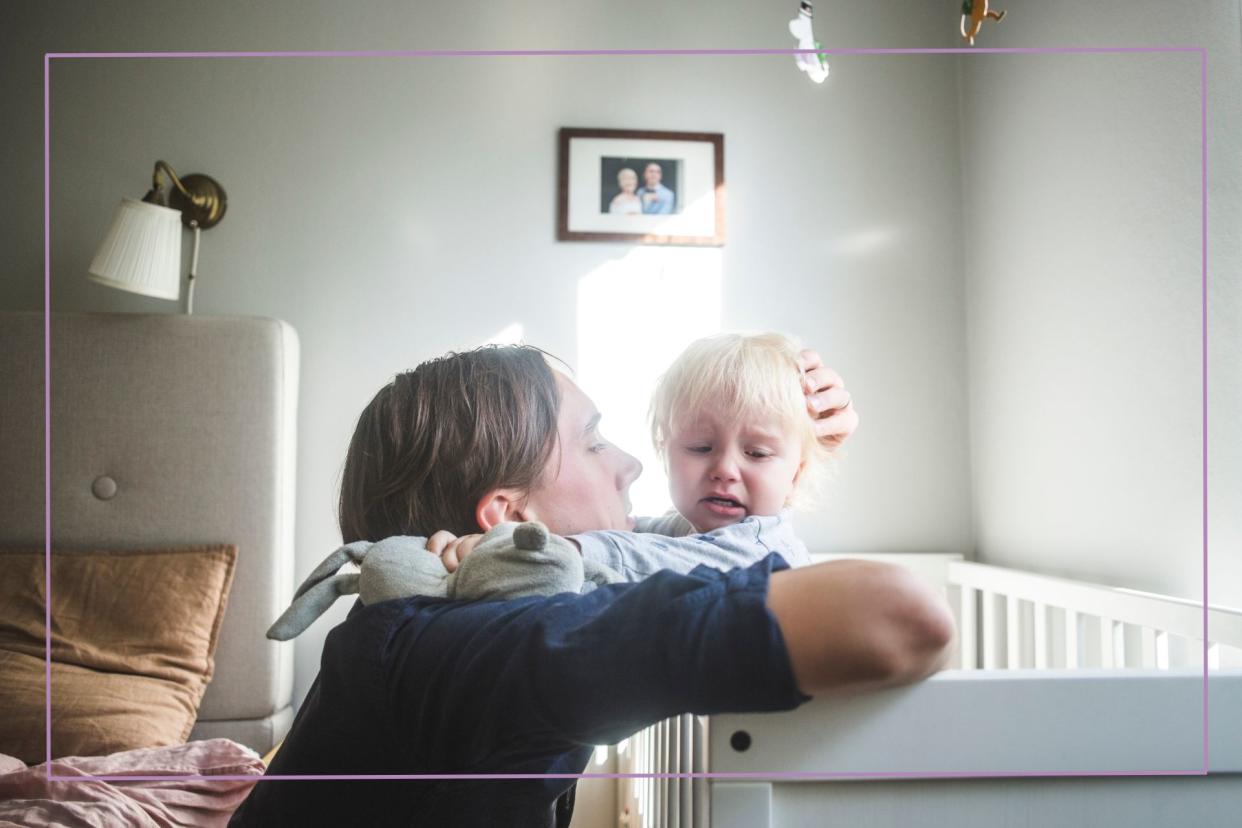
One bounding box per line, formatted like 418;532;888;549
152;159;194;201
142;160;228;230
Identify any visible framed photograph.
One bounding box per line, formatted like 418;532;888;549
557;127;725;246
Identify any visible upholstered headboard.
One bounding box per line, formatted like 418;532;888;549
0;312;298;753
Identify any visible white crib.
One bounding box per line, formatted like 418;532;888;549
603;555;1242;828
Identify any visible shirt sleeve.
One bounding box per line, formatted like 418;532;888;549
386;554;809;762
752;511;813;567
632;510;695;536
574;511;810;581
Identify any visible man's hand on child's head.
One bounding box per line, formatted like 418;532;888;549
798;348;858;450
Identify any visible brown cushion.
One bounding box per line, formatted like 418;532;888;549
0;545;237;763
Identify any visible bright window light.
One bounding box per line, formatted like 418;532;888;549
576;246;723;518
481;322;525;346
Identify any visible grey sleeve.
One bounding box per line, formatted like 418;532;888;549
633;511;695;537
754;512;813;568
573;512;808;582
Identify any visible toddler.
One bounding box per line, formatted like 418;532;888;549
654;333;829;525
573;332;835;579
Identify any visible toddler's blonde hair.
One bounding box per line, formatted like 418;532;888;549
649;332;835;508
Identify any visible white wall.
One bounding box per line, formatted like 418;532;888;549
4;1;1240;819
957;0;1242;611
3;0;971;708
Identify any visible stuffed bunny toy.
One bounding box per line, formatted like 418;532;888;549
266;521;622;641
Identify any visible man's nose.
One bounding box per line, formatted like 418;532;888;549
618;451;642;488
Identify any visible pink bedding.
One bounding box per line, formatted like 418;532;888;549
0;739;265;827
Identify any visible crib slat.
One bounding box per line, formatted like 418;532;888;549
635;729;646;827
1100;616;1116;668
982;590;1000;669
617;738;634;828
657;719;667;828
1034;602;1049;669
636;738;646;827
641;728;651;827
1065;609;1080;668
671;720;681;828
1140;627;1158;668
650;723;658;826
960;586;977;670
1120;624;1139;668
685;715;695;824
1006;597;1021;669
692;716;708;828
669;717;680;828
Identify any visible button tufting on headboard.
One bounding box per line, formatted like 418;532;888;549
92;476;118;500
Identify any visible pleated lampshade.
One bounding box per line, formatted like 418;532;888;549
87;198;183;301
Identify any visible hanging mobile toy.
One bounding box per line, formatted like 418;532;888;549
788;1;829;84
960;0;1007;45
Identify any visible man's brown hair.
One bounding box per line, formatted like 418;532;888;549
338;345;562;542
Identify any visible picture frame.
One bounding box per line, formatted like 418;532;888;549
557;127;725;246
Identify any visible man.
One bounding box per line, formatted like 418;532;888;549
231;346;951;827
638;162;676;214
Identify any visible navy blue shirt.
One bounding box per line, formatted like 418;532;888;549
230;554;807;827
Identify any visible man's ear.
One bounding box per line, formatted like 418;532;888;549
475;489;528;532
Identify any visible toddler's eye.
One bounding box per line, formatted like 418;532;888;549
590;442;608;454
686;445;711;454
747;450;773;459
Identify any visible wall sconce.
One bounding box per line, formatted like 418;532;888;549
87;160;227;314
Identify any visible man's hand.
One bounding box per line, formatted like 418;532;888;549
767;560;955;697
798;348;858;450
425;530;484;574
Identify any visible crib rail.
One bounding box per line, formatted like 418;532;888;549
950;561;1242;671
614;555;1242;827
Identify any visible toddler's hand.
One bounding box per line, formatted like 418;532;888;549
798;348;858;450
425;530;458;557
425;530;482;573
439;533;483;573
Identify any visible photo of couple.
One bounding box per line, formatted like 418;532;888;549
600;157;680;215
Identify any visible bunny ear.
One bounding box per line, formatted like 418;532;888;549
267;572;361;641
292;541;371;600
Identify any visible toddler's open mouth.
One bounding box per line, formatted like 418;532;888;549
701;495;745;517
